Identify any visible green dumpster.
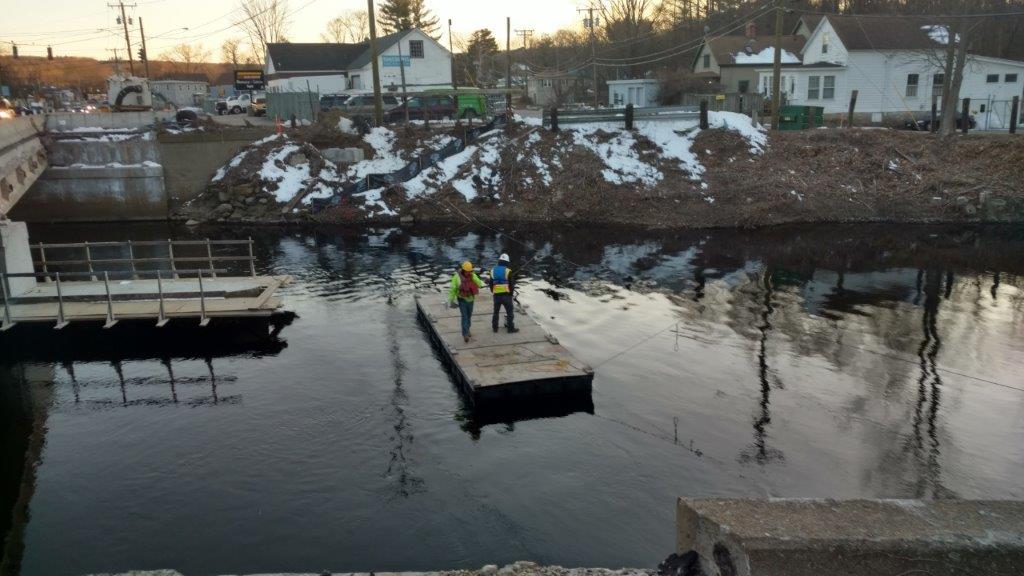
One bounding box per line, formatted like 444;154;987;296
778;105;825;130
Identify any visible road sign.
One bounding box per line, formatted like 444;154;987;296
234;70;265;91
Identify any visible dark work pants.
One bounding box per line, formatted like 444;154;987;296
492;292;514;330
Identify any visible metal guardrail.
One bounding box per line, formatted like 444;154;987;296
31;238;257;281
542;105;700;127
1;268;229;331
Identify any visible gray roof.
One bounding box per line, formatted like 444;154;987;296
267;30;420;73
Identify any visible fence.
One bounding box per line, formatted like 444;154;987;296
310;113;511;212
267;90;320;123
30;239;258;280
968;98;1022;132
541;105;700;127
681;93;764;116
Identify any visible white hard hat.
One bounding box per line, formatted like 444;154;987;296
499;253;510;262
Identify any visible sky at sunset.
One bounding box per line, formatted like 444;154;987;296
2;0;584;61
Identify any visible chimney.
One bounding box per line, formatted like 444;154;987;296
746;22;757;39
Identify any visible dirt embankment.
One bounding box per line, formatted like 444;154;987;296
178;115;1024;228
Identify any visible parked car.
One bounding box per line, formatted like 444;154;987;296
248;95;267;117
339;94;399;118
904;112;976;131
384;95;457;123
319;93;350;112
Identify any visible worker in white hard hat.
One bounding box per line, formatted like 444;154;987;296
489;253;518;333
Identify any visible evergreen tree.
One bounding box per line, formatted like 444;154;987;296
378;0;439;37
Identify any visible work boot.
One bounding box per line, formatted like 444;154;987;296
492;325;499;333
507;326;519;333
464;335;470;343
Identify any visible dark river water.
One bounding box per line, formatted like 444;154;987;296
2;222;1024;576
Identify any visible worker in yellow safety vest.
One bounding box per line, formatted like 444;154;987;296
490;253;518;333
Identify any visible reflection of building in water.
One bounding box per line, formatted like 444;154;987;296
0;365;54;576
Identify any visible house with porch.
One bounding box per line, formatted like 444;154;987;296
264;28;453;94
754;14;1024;127
691;22;807;98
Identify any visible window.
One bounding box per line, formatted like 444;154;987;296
409;40;424;58
703;54;710;68
808;75;820;99
1006;74;1019;83
738;80;749;93
986;74;999;83
823;75;835;99
932;73;944;98
822;32;830;54
906;74;919;98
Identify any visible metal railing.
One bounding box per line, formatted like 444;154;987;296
31;238;257;282
542;105;700;127
1;268;228;331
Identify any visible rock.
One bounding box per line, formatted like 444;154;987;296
497;566;515;576
244;196;257;206
216;203;234;214
286;152;308;167
513;561;538;570
232;184;251;197
217;189;230;202
184;219;201;226
481;565;499;576
400;215;415;224
563;211;576;219
322;147;365;164
259;198;269;204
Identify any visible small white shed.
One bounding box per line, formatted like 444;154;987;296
607;79;660;108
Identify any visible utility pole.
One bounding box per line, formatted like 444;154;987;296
397;41;409;125
579;5;600;109
366;0;383;125
109;1;137;76
138;17;150;78
770;1;783;130
506;16;512;112
448;19;456;89
514;29;533;97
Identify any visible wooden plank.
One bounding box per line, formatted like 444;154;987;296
415;291;593;402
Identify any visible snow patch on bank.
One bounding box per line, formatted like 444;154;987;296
347;127;408;179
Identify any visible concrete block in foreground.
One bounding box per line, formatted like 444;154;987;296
677;498;1024;576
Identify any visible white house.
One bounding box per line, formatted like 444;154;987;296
608;79;660;107
755;15;1024;127
265;28;452;94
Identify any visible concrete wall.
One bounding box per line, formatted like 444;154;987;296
45;111;176;131
0;221;36;297
14;164;167;223
0;116;47;218
158;129;273;208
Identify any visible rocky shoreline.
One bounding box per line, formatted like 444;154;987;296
175;117;1024;229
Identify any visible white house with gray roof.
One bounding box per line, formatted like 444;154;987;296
265;28;452;94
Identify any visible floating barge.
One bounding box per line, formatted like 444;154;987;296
415;291;594;403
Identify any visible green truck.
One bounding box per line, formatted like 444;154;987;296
425;88;487;119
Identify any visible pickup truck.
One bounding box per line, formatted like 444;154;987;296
217;93;255;115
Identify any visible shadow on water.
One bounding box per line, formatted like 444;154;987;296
0;316;295;575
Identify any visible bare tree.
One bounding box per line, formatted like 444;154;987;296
236;0;290;64
321;10;370;43
221;38;244;69
159;43;212;75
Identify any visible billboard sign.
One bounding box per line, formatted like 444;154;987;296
382;55;411;68
234;70;266;91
